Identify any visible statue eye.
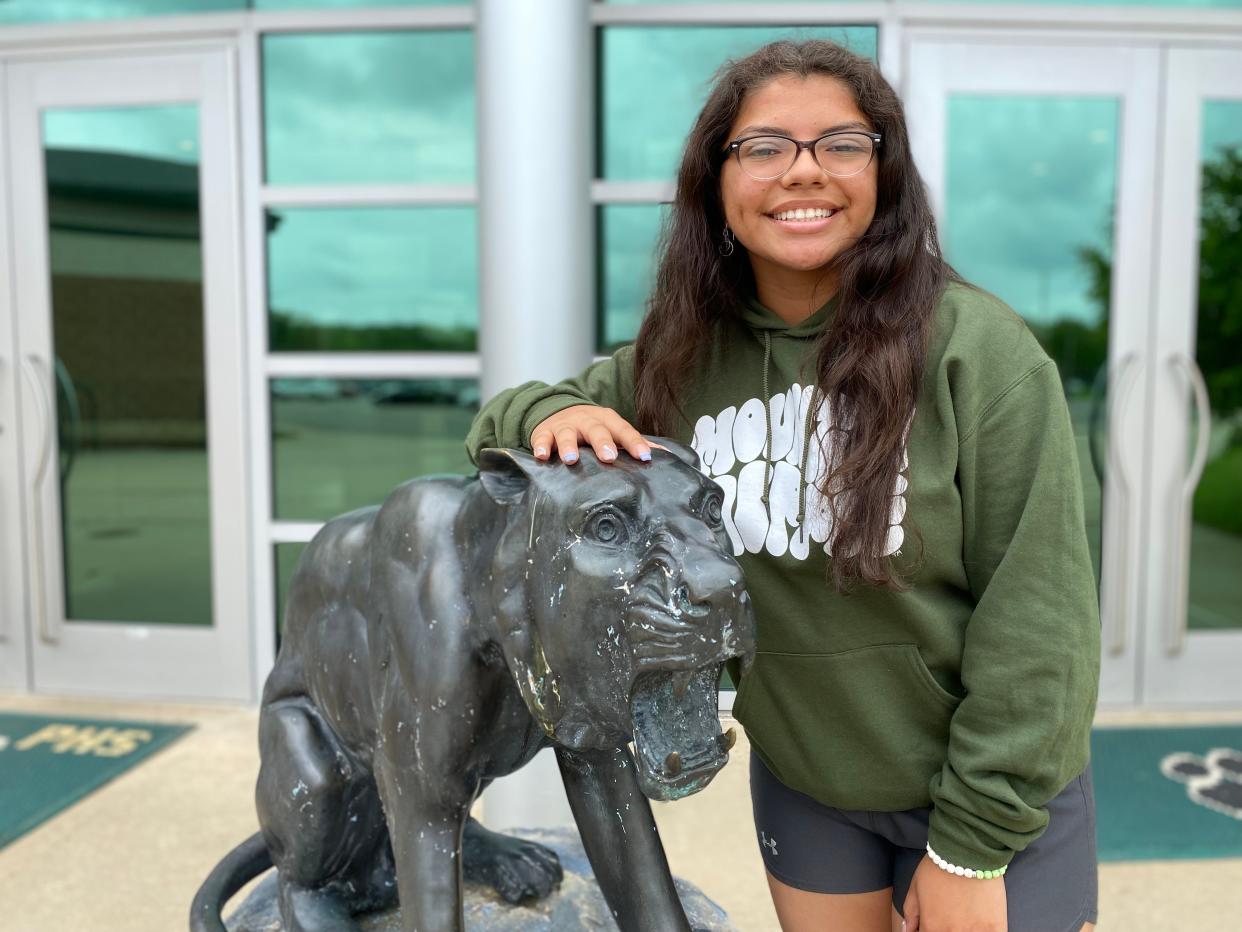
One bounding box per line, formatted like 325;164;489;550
702;491;724;529
586;509;628;546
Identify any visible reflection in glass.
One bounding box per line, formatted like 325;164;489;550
0;0;240;23
599;26;878;181
598;204;669;352
263;31;475;185
945;95;1119;585
267;207;477;352
275;542;308;646
901;0;1242;6
43;106;212;625
1187;102;1242;631
272;378;479;521
257;0;465;7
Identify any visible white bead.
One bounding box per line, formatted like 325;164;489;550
964;868;975;878
954;865;965;875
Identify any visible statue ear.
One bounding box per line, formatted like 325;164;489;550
477;447;540;505
645;435;700;470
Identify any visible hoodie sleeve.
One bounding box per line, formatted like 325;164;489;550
463;343;639;467
926;358;1101;871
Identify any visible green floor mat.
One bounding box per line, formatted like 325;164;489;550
0;711;192;849
1092;725;1242;861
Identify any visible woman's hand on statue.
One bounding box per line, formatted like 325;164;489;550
902;854;1008;932
530;405;669;465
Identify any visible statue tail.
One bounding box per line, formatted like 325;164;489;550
189;832;272;932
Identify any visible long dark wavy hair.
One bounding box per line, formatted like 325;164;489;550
631;39;957;592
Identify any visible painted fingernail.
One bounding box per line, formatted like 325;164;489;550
639;450;651;462
602;445;616;460
534;446;547;457
563;452;578;463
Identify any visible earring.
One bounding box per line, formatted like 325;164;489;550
719;223;735;257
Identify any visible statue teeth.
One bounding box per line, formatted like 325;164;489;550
664;751;682;776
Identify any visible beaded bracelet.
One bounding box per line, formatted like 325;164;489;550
925;843;1008;880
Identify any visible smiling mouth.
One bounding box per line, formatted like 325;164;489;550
769;207;839;222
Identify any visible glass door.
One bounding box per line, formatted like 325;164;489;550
1141;47;1242;705
8;48;252;700
905;38;1160;706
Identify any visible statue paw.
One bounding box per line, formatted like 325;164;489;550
462;825;564;904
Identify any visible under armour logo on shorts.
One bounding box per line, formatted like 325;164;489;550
761;831;779;856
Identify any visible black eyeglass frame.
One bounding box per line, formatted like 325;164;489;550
723;130;883;179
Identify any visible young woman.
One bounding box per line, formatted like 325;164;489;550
465;40;1100;932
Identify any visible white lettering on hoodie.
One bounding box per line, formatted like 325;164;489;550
691;383;909;561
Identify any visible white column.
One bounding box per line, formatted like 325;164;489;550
476;0;592;831
477;0;593;399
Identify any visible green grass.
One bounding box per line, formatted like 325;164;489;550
1194;442;1242;535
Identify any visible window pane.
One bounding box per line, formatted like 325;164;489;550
45;106;212;626
1188;101;1242;631
272;378;479;521
902;0;1241;6
598;203;668;352
600;26;878;181
0;0;240;22
268;207;477;352
274;542;308;646
945;95;1118;587
257;0;466;8
263;31;475;184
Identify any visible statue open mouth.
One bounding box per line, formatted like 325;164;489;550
629;666;736;801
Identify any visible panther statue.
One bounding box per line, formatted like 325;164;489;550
190;438;757;932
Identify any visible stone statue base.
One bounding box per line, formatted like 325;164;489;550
225;827;739;932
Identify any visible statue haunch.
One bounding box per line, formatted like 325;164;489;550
191;438;757;932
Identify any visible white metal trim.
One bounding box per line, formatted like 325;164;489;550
1141;46;1242;705
0;58;33;690
593;3;885;26
591;180;675;204
239;24;277;695
262;184;478;208
893;2;1242;33
265;353;481;379
0;7;474;52
10;47;254;701
903;38;1162;707
271;521;324;544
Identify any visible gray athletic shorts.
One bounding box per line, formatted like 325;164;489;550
750;753;1099;931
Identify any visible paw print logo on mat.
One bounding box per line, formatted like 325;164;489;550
1160;747;1242;819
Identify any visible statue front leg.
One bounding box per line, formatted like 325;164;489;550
374;760;473;932
555;745;692;932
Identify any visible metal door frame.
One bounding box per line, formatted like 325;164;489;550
903;33;1161;707
5;43;253;700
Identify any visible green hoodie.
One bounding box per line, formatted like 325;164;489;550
464;280;1101;872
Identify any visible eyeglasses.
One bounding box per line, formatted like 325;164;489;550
724;131;882;180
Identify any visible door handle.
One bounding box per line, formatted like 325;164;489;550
1103;352;1140;656
21;354;60;644
1165;352;1211;657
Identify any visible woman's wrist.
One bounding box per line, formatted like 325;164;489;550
925;843;1008;880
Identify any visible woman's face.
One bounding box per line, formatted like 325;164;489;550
720;73;878;283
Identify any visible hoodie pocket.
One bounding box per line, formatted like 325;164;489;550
734;644;961;811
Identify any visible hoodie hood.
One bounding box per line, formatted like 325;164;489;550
739;293;837;338
741;293;838;528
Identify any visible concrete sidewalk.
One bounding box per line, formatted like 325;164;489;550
0;694;1239;931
